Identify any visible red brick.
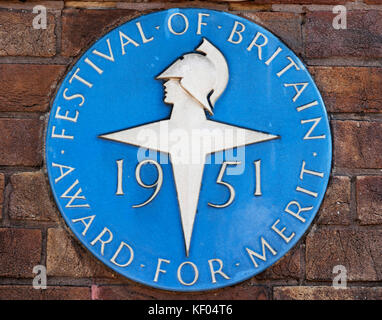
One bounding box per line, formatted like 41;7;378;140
61;9;140;57
9;172;59;222
0;286;90;300
0;65;66;112
47;228;118;279
117;1;228;11
0;173;4;205
255;246;301;280
364;0;382;4
202;0;344;3
310;67;382;113
274;286;382;300
0;228;41;278
0;173;3;220
93;283;269;300
229;3;272;11
0;10;56;57
306;228;382;281
0;118;43;166
239;0;344;4
317;176;351;225
332;120;382;169
240;12;302;54
304;11;382;59
357;176;382;225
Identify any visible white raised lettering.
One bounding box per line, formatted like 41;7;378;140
92;38;115;62
51;162;75;183
197;13;209;35
168;13;189;35
301;117;326;140
247;32;268;60
60;179;90;208
208;259;230;283
119;31;139;55
136;21;154;43
246;237;277;268
90;227;113;255
154;258;170;282
72;215;95;236
284;200;313;223
69;68;93;88
55;106;79;123
227;21;245;44
110;241;134;267
177;261;199;286
271;219;295;243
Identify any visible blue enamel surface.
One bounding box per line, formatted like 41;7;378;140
46;9;332;291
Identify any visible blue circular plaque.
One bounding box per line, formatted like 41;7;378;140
46;9;332;291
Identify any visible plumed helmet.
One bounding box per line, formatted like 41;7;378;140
156;38;229;115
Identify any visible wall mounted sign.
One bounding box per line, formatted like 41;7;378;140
46;9;332;291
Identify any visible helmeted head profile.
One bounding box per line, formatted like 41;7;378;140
156;38;229;115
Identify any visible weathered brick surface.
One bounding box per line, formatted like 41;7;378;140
310;67;382;113
0;10;56;57
0;286;91;300
0;174;4;219
242;0;344;3
274;286;382;300
357;176;382;225
241;12;302;54
306;228;382;281
255;246;301;280
364;0;382;4
317;176;351;225
228;3;272;12
0;118;43;166
332;120;382;169
117;0;229;10
0;174;3;200
62;9;140;57
9;172;59;222
62;9;303;57
0;228;41;278
126;0;344;5
304;11;382;59
0;65;66;112
0;2;380;300
93;283;269;300
47;228;118;279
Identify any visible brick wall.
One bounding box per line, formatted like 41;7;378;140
0;0;381;300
